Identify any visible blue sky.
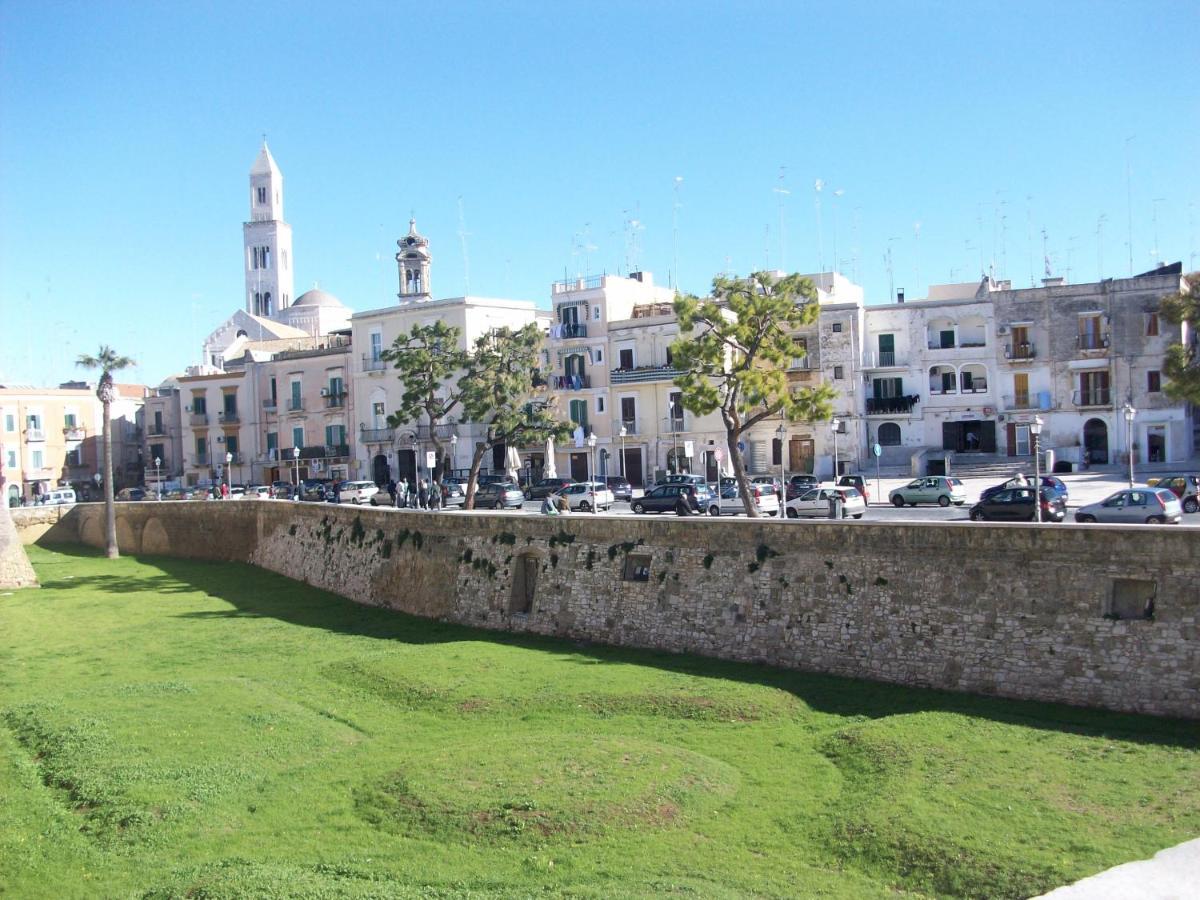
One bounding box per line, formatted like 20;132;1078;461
2;0;1197;387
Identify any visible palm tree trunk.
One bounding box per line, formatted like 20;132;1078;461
101;392;118;558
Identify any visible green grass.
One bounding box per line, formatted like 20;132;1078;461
1;546;1198;899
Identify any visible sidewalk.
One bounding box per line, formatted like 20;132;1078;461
1036;837;1200;899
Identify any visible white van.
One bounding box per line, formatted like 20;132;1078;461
44;488;77;506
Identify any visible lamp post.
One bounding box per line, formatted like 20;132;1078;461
618;425;627;479
154;456;161;500
1123;403;1136;488
449;434;457;482
411;438;420;498
776;421;787;520
587;431;598;514
292;446;300;499
831;418;840;480
668;401;680;473
224;451;233;497
1030;416;1044;523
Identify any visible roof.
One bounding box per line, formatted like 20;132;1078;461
250;142;280;177
244;313;309;339
292;288;346;309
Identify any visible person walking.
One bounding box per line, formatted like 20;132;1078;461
417;479;429;510
387;479;397;506
429;481;441;511
220;482;229;500
674;489;693;516
333;480;342;504
396;477;407;508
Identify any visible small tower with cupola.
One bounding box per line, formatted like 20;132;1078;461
396;218;432;303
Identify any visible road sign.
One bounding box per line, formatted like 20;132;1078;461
683;441;694;458
714;447;724;461
872;443;882;457
425;451;437;469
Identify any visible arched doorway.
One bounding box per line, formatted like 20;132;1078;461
372;454;390;486
1083;418;1109;465
397;448;416;485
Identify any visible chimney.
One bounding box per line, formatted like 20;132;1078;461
1041;276;1065;287
896;289;905;303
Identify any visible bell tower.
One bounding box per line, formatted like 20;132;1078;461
396;218;432;303
243;141;295;318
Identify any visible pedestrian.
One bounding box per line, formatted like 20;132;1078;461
429;481;441;510
387;479;397;505
556;493;570;514
396;477;407;507
674;489;693;516
333;480;342;504
1082;448;1091;470
417;479;429;510
540;495;559;515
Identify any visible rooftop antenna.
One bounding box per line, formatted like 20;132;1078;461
1025;195;1035;287
672;176;683;289
763;224;771;271
1125;135;1135;275
581;222;597;278
885;237;899;302
995;190;1008;280
723;254;733;277
1096;214;1108;280
976;204;987;278
1189;202;1197;271
831;189;844;276
772;167;789;272
623;208;645;274
913;221;922;296
1065;235;1079;283
456;196;471;295
1042;228;1051;278
1150;197;1166;266
813;179;825;272
851;206;862;283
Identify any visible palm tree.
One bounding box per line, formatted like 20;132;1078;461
76;346;135;559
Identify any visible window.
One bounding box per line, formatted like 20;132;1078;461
269;377;277;403
1147;370;1161;393
878;422;902;446
665;346;673;367
832;322;843;333
325;425;346;447
292;426;304;448
370;332;382;360
772;437;782;466
619;348;634;369
1078;315;1105;350
63;413;77;428
873;377;903;399
31;449;44;468
195;436;207;464
593;305;600;320
595;349;602;363
192;396;207;415
257;186;267;204
833;366;844;380
26;414;42;430
668;391;684;428
1146;313;1159;337
290;380;302;407
596;396;605;413
225;435;239;456
262;246;271;268
263;292;271;316
568;399;588;430
6;448;17;469
4;412;14;432
223;393;237;416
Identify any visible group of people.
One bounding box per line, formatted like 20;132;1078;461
540;494;571;515
384;477;444;510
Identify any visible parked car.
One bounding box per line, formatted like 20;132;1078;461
228;485;246;498
439;480;466;507
836;474;870;504
556;481;616;512
163;487;196;501
1145;474;1200;513
299;479;332;502
474;481;526;509
602;475;633;502
44;488;77;506
338;480;380;504
749;475;782;496
270;480;294;499
632;482;719;515
477;473;513;487
116;487;150;501
524;476;573;501
656;473;709;490
243;485;271;499
889;476;967;507
715;482;780;516
785;486;866;519
969;487;1065;522
785;474;820;500
979;474;1068;504
1074;488;1182;525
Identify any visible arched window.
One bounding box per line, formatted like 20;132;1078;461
254;292;262;315
263;292;272;316
878;422;902;446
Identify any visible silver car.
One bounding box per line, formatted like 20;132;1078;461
1074;488;1182;525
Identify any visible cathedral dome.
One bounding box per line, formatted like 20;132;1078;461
292;288;346;308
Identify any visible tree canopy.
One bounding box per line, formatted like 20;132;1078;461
670;272;836;515
1160;272;1200;404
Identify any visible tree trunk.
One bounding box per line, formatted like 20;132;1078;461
722;410;759;517
464;444;489;510
100;389;119;558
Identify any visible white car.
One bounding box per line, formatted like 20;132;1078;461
241;485;271;499
715;482;780;516
556;481;615;512
338;480;380;504
785;485;866;519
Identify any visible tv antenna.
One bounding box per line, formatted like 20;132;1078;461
885;237;899;302
772;167;789;272
456;196;471;295
913;221;922;295
1125;136;1135;275
830;189;844;276
1150;197;1166;266
1096;213;1108;280
813;178;825;272
672;176;684;289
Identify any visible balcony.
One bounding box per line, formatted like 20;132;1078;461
415;423;461;441
24;428;45;441
147;425;166;436
665;416;686;433
551;374;591;390
1076;334;1110;352
288;444;350;461
553;322;588;340
1002;393;1035;410
323;391;347;409
617;417;640;435
362;354;387;373
218;411;240;425
865;396;919;415
360;426;395;444
863;351;906;368
610;365;683;385
1073;389;1112;407
262;398;278;410
189;413;208;427
287;399;305;413
62;426;87;440
1004;342;1036;361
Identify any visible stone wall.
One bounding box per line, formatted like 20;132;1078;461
14;503;1199;719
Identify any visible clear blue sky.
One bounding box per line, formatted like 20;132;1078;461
2;0;1196;387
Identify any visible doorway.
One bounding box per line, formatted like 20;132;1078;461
1146;425;1166;463
1083;418;1109;464
622;448;643;486
942;421;996;453
569;452;588;482
704;450;719;482
788;437;814;474
397;448;416;485
372;454;390;485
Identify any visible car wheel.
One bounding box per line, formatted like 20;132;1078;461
353;497;361;505
786;507;798;519
969;509;985;521
1076;514;1096;523
632;502;645;514
1184;498;1199;513
938;495;951;507
852;513;863;519
370;497;378;506
579;500;591;512
1146;515;1165;525
892;496;905;507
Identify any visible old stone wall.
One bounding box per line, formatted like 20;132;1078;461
14;503;1199;719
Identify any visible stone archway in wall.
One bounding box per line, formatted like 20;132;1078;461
1083;418;1109;465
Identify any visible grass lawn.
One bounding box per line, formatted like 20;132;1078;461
2;546;1198;899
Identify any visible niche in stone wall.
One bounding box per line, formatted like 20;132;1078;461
511;553;539;614
1106;578;1157;621
622;554;652;582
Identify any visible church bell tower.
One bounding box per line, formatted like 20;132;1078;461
243;142;295;319
396;218;432;303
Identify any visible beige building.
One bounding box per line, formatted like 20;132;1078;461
1;382;145;505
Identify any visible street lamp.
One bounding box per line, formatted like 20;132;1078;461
776;421;787;520
1123;403;1136;488
831;418;841;480
1030;416;1044;523
587;431;598;514
449;433;457;480
225;451;233;496
411;438;419;496
154;456;161;500
292;446;300;499
618;425;627;479
668;401;680;473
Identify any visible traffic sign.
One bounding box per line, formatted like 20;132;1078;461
872;443;882;457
